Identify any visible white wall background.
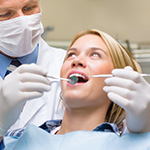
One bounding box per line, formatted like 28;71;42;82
40;0;150;82
40;0;150;43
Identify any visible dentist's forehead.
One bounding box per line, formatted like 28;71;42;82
0;0;38;5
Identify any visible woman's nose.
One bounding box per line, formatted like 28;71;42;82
71;56;86;68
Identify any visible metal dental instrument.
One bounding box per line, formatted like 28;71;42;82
68;73;150;85
89;74;113;78
7;66;73;83
89;73;150;78
47;75;77;85
46;75;71;82
69;76;78;85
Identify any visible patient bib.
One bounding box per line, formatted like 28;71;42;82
4;124;150;150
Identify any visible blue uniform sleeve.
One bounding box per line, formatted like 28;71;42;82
0;139;4;150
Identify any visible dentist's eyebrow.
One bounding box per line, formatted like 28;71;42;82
0;7;12;12
0;0;38;11
25;0;39;5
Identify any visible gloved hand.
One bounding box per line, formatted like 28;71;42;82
103;66;150;133
0;63;51;136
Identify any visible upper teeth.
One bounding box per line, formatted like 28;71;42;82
69;73;85;79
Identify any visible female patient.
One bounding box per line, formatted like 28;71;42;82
56;29;141;135
1;29;148;148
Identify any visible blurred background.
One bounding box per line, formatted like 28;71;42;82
40;0;150;82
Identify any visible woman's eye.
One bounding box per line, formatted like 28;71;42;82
91;53;100;58
66;53;76;58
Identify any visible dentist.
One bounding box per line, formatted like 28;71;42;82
0;0;66;137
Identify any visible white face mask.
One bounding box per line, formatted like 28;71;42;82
0;13;44;57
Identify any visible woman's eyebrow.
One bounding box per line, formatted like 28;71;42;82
67;48;78;54
68;48;77;51
68;47;107;55
90;47;107;55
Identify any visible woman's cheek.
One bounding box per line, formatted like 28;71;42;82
93;63;113;75
60;62;68;77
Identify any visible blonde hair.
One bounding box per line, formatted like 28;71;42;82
67;29;141;126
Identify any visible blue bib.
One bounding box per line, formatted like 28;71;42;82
4;124;150;150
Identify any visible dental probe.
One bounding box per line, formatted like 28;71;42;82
46;75;71;82
89;73;150;78
7;66;73;83
67;73;150;85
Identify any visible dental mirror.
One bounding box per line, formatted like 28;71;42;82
69;76;78;85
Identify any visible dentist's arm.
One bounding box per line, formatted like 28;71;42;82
0;64;51;137
103;66;150;133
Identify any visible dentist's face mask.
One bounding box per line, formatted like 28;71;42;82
0;13;44;57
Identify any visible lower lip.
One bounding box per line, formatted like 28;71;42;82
67;82;86;86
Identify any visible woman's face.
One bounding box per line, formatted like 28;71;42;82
60;34;114;109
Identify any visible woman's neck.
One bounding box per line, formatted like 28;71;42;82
57;106;107;135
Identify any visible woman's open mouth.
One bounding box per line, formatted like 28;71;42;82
68;72;89;85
